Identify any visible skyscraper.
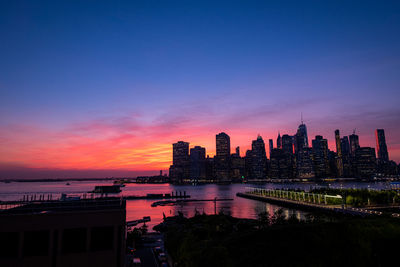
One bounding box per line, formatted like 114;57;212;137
215;132;231;181
169;141;190;182
355;147;376;178
216;132;231;157
296;148;314;178
340;136;351;177
250;135;268;179
235;146;240;156
295;122;313;178
341;136;350;156
335;130;342;158
245;149;253;179
312;135;329;178
173;141;189;165
269;148;294;179
190;146;206;180
270;133;295;179
375;129;389;162
277;133;282;149
281;134;294;154
269;139;273;157
335;129;343;177
294;123;308;154
349;133;360;156
231;149;245;181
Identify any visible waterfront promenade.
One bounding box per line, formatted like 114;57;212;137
236;187;396;217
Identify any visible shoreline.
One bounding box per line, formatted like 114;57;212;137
1;176;400;184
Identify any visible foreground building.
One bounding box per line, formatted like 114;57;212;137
0;198;126;267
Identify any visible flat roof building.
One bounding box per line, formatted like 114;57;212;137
0;198;126;267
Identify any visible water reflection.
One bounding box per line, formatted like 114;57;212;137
0;180;393;229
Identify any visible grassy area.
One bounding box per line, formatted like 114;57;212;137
311;188;400;207
155;212;400;267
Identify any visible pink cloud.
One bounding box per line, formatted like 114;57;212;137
1;98;399;179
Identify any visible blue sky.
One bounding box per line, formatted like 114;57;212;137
1;0;400;177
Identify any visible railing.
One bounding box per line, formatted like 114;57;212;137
245;187;343;205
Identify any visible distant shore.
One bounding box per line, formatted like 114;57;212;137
0;177;120;183
1;176;399;183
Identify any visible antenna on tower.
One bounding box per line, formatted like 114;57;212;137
353;128;356;135
301;112;304;124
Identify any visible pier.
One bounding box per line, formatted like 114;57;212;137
0;191;191;210
237;187;393;217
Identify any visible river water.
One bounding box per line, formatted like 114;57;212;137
0;180;392;229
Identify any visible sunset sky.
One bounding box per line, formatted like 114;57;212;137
1;0;400;178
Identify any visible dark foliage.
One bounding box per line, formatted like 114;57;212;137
155;213;400;267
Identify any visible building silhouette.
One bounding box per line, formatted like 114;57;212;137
295;123;314;178
355;147;376;178
294;123;309;153
249;135;268;179
270;148;295;179
349;132;360;157
235;146;240;156
312;135;330;178
276;133;282;149
335;129;344;177
190;146;206;180
215;132;231;182
281;134;294;154
231;149;245;181
205;156;215;180
375;129;389;163
268;139;273;157
169;126;394;181
169;141;190;182
341;136;352;177
341;136;350;156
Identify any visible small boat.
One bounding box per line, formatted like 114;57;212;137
66;182;70;185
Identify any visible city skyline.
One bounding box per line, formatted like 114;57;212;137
1;117;399;179
169;125;396;182
1;1;400;178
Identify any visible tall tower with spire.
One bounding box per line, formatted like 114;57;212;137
277;132;282;149
295;118;313;178
295;122;309;153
